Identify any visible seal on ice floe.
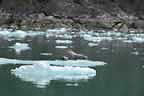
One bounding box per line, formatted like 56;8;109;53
62;49;88;60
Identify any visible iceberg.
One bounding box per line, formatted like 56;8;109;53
11;63;96;87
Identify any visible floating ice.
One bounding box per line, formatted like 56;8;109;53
131;51;139;55
83;34;113;42
101;47;109;50
55;34;73;39
11;64;96;87
131;37;144;43
8;30;27;39
47;28;67;33
9;43;31;53
55;46;68;49
0;58;37;65
88;43;98;47
56;40;72;44
65;83;79;87
0;58;106;67
40;53;53;56
47;60;106;67
0;28;144;44
63;34;73;39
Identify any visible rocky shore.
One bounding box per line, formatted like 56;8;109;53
0;0;144;31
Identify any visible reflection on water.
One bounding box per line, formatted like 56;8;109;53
0;28;144;96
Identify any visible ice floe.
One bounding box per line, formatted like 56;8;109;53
131;51;139;55
0;28;144;44
131;37;144;43
47;28;67;33
9;43;31;53
56;40;72;44
65;83;79;87
11;64;96;87
40;53;53;56
0;58;106;67
55;46;68;49
88;43;99;47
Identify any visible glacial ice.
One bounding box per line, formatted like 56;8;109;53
9;43;31;53
0;28;144;44
47;28;67;33
56;40;72;44
88;43;99;47
0;58;106;67
11;63;96;87
40;53;53;56
55;46;68;49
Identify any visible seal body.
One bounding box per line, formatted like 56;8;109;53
62;49;88;60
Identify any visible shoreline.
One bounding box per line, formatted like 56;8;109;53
0;11;143;32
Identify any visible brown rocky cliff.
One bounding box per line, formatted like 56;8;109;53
0;0;143;17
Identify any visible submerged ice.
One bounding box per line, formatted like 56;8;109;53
11;64;96;87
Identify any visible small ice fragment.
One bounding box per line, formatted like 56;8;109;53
9;43;31;53
101;47;109;50
132;37;144;43
55;46;68;49
47;28;67;33
131;51;139;55
88;43;98;47
8;30;27;39
56;40;72;44
40;53;53;56
66;83;79;87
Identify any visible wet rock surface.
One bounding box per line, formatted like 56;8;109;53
0;0;143;31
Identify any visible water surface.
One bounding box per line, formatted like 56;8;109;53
0;28;144;96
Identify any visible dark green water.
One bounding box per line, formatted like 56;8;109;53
0;29;144;96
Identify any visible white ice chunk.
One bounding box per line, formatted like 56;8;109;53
0;58;106;67
88;43;98;47
83;35;113;42
8;30;27;39
65;83;79;86
131;51;139;55
48;60;106;67
101;47;109;50
56;40;72;44
9;43;31;53
131;37;144;43
40;53;53;56
47;28;67;33
0;58;36;65
11;64;96;87
55;46;68;49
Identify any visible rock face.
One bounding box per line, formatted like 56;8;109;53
0;0;143;30
0;0;143;17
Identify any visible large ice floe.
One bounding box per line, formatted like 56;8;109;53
0;57;106;87
0;57;106;88
11;64;96;88
0;58;106;67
